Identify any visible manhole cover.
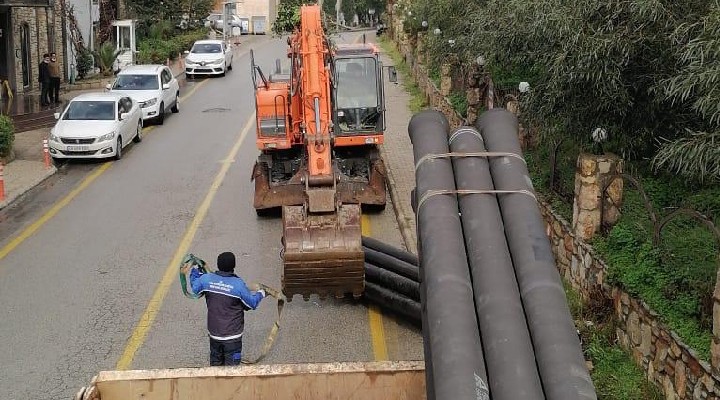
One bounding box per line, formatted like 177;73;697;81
202;107;231;113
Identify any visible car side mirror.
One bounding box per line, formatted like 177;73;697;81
120;112;129;120
106;83;112;90
162;83;170;90
54;112;60;120
184;50;190;55
388;66;398;83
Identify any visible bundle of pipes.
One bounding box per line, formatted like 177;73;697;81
409;109;597;400
361;236;421;324
409;110;490;400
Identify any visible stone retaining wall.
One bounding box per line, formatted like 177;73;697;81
541;201;720;399
387;12;720;400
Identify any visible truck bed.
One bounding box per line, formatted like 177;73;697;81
76;361;426;400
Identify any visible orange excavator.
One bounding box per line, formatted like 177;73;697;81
250;5;396;300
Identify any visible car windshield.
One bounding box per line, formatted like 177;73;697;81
112;74;159;90
62;101;116;121
191;43;222;54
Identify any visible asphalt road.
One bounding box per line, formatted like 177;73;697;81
0;31;422;400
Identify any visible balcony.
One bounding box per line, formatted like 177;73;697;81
0;0;50;6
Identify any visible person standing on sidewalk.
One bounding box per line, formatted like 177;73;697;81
38;54;51;106
48;52;61;104
181;251;267;366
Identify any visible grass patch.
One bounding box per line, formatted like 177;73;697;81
448;91;468;118
564;283;663;399
378;36;428;113
591;177;720;361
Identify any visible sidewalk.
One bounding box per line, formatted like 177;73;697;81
0;36;259;212
377;51;419;255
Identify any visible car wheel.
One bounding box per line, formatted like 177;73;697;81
228;59;233;70
158;102;165;125
171;94;179;113
133;121;142;143
114;137;123;160
220;63;226;77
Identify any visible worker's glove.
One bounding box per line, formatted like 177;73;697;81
249;283;261;291
257;289;267;298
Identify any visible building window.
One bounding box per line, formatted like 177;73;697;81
20;23;31;88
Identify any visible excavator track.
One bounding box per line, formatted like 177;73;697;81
281;204;365;300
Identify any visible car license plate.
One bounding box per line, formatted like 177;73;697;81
66;145;89;151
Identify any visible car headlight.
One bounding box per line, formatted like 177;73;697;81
140;98;158;108
49;131;59;142
185;59;198;65
98;131;116;142
211;58;224;65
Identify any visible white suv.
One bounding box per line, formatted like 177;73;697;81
107;65;180;125
184;40;234;79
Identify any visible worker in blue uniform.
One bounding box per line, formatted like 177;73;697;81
181;251;267;366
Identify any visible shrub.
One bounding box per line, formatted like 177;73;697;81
76;49;94;79
0;115;15;158
137;29;207;64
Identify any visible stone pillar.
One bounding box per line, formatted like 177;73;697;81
440;63;452;97
572;153;624;241
712;264;720;376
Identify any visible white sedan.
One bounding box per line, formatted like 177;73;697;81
184;40;233;78
48;92;143;161
107;64;180;125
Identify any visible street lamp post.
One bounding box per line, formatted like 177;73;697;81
368;8;375;27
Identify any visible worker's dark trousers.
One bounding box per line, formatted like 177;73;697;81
209;337;243;366
40;81;51;106
50;77;61;103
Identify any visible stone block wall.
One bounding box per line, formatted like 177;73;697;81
541;200;720;399
388;11;720;400
10;5;65;94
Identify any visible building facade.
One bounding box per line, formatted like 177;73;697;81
235;0;278;34
0;0;64;96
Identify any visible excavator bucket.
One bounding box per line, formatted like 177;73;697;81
281;204;365;300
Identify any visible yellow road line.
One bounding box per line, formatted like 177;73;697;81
363;213;389;361
0;163;112;262
115;114;256;370
180;79;208;101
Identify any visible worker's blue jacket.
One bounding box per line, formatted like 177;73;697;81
188;268;264;341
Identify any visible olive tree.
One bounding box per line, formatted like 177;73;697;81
653;3;720;183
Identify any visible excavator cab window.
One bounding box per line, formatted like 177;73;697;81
334;57;381;134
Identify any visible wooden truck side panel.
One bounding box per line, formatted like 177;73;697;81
77;361;426;400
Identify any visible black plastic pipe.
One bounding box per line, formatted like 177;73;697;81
477;109;597;399
362;235;419;266
363;282;421;325
449;126;544;399
365;262;420;302
363;247;419;282
410;110;490;400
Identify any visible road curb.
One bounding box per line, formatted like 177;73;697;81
380;147;418;255
0;165;57;211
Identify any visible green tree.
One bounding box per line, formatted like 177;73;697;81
126;0;212;27
653;3;720;183
273;0;304;35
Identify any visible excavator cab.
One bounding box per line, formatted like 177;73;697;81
332;45;387;138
